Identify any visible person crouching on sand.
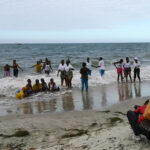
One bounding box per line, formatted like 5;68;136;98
133;57;141;82
33;79;42;93
80;62;91;92
113;59;123;82
48;78;60;92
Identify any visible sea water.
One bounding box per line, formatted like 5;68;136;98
0;43;150;115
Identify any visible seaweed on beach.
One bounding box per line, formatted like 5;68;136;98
1;130;30;138
62;129;88;138
114;111;126;116
107;117;123;126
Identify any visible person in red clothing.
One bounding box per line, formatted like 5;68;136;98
127;100;150;139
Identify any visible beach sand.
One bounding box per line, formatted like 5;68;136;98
0;95;150;150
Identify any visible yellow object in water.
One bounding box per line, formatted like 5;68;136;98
16;91;26;100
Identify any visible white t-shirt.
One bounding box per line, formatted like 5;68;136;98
99;60;105;70
58;64;66;71
65;64;73;72
86;61;92;70
124;62;131;68
134;61;141;69
45;65;50;71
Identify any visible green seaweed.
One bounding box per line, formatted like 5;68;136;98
62;129;88;138
108;117;123;125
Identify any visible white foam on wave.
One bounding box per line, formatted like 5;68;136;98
0;66;150;98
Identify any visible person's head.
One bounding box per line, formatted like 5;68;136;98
61;59;64;65
41;78;45;83
134;57;138;63
50;78;54;83
87;57;90;62
66;60;70;65
45;58;48;61
13;60;16;64
35;79;39;85
27;79;31;84
126;57;129;62
99;57;103;61
82;62;86;67
120;59;123;63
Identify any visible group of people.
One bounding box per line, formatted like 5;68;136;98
4;57;142;94
113;57;141;83
16;78;59;99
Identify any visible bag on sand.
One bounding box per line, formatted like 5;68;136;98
143;100;150;120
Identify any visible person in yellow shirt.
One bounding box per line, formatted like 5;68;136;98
33;79;42;93
31;61;42;73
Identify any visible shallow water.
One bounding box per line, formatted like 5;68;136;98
0;82;149;116
0;43;150;115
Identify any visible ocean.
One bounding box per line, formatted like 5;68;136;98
0;43;150;115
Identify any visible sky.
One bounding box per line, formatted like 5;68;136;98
0;0;150;43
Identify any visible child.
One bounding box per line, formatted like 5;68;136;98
4;64;11;77
48;78;60;92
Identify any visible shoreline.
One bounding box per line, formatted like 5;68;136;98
0;96;150;149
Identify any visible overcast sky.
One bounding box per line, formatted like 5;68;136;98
0;0;150;43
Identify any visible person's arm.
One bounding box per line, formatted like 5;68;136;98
91;65;98;68
51;82;56;91
57;70;60;77
31;64;36;68
18;64;23;71
113;62;118;69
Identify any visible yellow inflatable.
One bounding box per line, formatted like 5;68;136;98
16;87;27;100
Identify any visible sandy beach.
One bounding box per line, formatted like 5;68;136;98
0;95;150;150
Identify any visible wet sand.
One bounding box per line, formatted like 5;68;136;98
0;96;150;149
1;81;150;116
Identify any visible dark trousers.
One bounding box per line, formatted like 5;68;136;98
134;68;140;80
13;69;18;77
127;110;150;139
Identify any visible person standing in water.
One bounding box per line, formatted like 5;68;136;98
43;61;52;75
4;64;11;77
123;57;132;82
43;58;53;73
133;57;141;82
31;61;43;73
65;60;74;89
92;57;105;76
114;59;124;82
57;59;66;86
12;60;23;77
80;62;91;92
86;57;92;76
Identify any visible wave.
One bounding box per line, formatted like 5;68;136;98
0;66;150;97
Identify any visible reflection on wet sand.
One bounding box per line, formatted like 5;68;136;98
62;92;74;111
82;92;93;109
16;82;143;115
